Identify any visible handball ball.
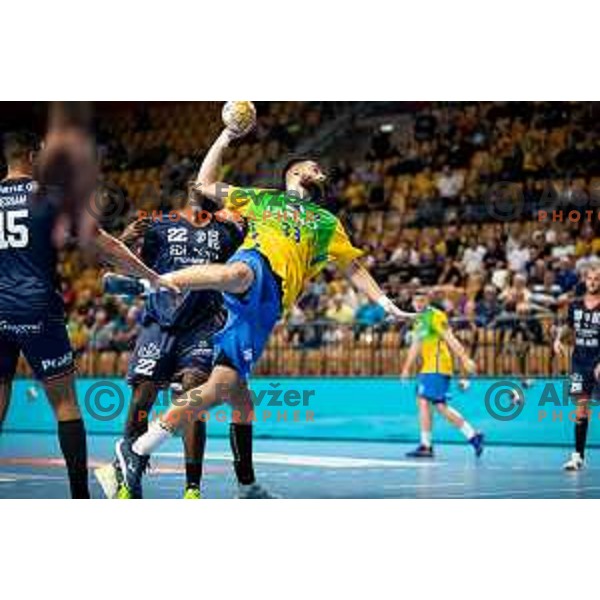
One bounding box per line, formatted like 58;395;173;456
458;378;470;391
222;101;256;135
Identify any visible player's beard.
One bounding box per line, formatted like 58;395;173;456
304;180;330;208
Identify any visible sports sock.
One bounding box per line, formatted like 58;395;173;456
132;419;174;456
460;421;476;440
184;420;206;489
57;419;90;499
420;431;432;448
575;416;589;458
230;423;255;485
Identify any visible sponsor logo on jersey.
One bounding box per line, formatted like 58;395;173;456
0;320;43;335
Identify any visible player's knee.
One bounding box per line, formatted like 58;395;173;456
224;262;254;294
180;369;208;393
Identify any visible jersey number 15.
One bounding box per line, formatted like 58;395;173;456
0;210;29;249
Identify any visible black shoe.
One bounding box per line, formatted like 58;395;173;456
406;444;434;458
115;438;149;499
469;432;485;458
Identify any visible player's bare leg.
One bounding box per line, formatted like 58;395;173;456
112;364;275;498
564;399;590;471
0;379;12;433
43;373;90;498
435;403;484;457
406;398;434;458
125;381;159;439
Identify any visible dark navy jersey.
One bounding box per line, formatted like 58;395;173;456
140;211;244;329
0;177;64;321
568;298;600;366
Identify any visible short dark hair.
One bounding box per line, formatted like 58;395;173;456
3;131;39;164
281;155;319;187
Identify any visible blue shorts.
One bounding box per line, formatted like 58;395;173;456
213;249;282;381
127;314;224;388
0;315;75;381
417;373;452;404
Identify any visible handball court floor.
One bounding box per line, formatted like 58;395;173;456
1;432;600;498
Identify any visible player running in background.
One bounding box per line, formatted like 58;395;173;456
99;118;410;499
402;292;483;458
95;193;245;499
554;266;600;471
0;131;172;498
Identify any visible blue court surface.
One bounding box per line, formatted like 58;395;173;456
1;431;599;498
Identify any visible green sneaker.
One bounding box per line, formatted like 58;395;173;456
183;486;201;500
117;484;134;499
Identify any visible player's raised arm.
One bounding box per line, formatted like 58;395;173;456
95;229;179;293
193;102;257;204
192;129;235;204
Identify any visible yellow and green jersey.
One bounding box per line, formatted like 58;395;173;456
224;187;363;311
412;307;453;375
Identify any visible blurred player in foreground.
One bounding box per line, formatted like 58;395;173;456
95;191;245;499
554;266;600;471
402;292;483;458
0;131;172;498
99;102;410;499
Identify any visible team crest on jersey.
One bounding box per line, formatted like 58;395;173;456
138;342;161;360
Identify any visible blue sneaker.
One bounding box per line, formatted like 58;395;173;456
406;445;434;458
115;438;149;499
470;432;485;457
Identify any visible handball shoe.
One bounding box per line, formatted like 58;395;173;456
183;486;202;500
469;433;485;458
236;483;279;499
563;452;584;471
406;445;434;458
115;438;149;499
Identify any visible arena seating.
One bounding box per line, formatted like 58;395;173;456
23;101;598;378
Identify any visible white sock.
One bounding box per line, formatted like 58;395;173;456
132;420;173;456
421;431;432;447
460;421;476;440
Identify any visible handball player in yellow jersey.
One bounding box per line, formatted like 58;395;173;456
402;292;484;459
98;118;411;498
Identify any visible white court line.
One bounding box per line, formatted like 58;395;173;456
155;451;442;469
437;485;600;498
383;482;466;490
0;471;63;482
0;477;17;483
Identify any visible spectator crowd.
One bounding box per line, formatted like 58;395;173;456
17;101;600;377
